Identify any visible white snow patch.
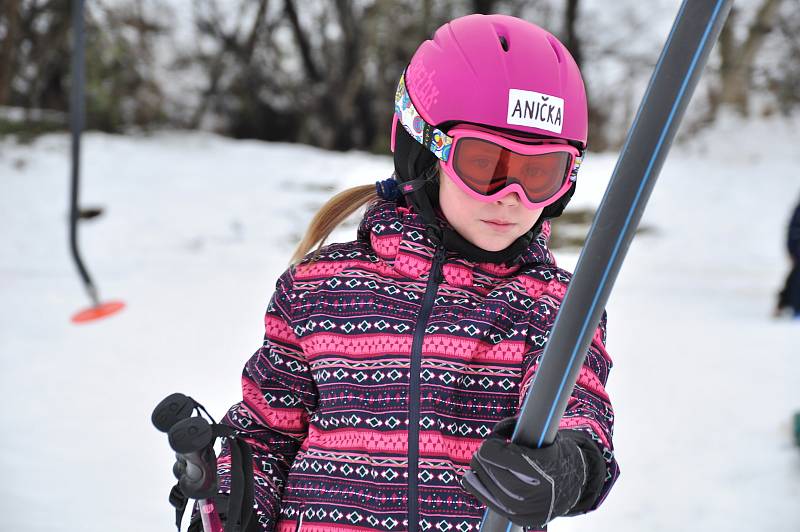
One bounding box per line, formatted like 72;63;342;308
1;113;799;531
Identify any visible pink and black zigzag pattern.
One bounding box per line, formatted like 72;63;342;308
217;198;619;532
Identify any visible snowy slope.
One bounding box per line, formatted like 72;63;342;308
1;114;798;531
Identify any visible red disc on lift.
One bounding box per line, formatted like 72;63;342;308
71;300;126;324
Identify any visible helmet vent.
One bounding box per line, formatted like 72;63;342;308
547;35;564;63
498;35;509;52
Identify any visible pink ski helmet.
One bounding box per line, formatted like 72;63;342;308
396;14;587;150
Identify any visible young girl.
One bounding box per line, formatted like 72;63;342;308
199;13;619;532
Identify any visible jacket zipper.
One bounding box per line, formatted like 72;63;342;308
408;245;446;532
296;502;305;532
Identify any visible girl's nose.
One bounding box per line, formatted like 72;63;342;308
496;190;521;206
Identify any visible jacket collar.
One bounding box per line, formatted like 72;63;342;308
357;199;556;287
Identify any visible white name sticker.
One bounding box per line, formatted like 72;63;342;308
507;89;564;133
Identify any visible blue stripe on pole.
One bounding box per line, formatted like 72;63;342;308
513;0;692;443
534;0;727;449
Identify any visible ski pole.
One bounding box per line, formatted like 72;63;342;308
153;394;225;532
472;1;733;531
169;417;225;532
196;499;225;532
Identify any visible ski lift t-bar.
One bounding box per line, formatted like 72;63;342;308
68;0;126;323
473;1;733;531
69;0;96;304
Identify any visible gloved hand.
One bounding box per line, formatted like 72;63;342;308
461;415;606;529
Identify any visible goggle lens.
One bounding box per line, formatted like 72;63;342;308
453;137;572;203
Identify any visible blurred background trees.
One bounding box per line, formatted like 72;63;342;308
0;0;795;150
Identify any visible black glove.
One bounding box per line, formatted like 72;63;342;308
461;416;606;529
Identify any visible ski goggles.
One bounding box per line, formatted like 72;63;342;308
393;72;583;210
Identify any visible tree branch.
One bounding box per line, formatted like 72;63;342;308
563;0;582;69
0;0;21;105
243;0;269;64
284;0;321;82
738;0;782;68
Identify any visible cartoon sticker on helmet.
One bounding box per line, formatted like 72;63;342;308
394;72;454;162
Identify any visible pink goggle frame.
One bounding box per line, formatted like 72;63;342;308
440;126;580;210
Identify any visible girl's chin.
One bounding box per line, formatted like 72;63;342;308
471;236;515;252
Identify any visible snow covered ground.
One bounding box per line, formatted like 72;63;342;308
1;113;799;531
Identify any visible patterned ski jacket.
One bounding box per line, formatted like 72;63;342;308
217;198;620;532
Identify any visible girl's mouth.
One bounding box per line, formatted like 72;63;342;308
482;219;515;231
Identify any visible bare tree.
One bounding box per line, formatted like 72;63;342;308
712;0;783;116
769;3;800;113
8;0;796;149
472;0;498;13
0;0;21;106
284;0;322;83
0;0;168;134
188;0;272;129
563;0;582;69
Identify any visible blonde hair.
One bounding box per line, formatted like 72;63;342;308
289;184;381;266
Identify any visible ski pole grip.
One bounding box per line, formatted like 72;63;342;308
152;392;196;433
168;417;219;500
